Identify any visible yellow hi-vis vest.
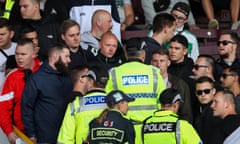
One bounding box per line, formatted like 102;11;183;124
142;110;202;144
57;91;107;144
2;0;15;19
105;61;166;144
105;61;166;122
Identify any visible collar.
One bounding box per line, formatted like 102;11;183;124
85;89;105;95
154;110;178;118
174;26;184;34
72;91;84;97
127;58;143;62
217;57;240;66
171;56;193;66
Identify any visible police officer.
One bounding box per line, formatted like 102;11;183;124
88;90;135;144
105;37;166;143
57;66;108;144
142;88;202;144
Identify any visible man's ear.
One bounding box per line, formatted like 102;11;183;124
61;34;65;41
167;59;171;67
183;47;188;55
163;27;168;34
173;101;180;112
212;88;216;95
10;30;14;39
234;75;239;83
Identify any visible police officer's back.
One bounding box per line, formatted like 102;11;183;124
105;38;166;143
142;88;202;144
105;37;166;122
57;66;108;144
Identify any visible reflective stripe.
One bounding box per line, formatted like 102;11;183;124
0;92;14;102
128;105;157;110
70;102;75;116
3;0;15;19
77;96;107;112
78;103;107;112
176;120;180;144
111;69;118;90
152;68;158;93
128;93;157;98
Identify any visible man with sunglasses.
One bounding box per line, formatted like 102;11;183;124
193;54;223;91
216;31;240;81
220;66;240;113
194;76;223;144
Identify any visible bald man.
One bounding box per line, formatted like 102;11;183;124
86;31;125;73
81;10;113;51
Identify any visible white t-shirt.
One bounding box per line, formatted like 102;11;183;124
0;42;17;93
115;0;132;23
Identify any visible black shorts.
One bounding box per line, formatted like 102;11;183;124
211;0;230;10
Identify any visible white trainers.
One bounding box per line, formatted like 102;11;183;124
231;21;240;30
208;19;219;29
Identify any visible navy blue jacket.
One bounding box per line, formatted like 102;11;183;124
89;110;135;144
21;62;72;143
144;37;165;64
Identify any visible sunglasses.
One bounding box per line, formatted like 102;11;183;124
221;73;236;79
193;64;208;70
217;40;236;46
196;88;212;96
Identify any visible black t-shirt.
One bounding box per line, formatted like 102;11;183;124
223;114;240;139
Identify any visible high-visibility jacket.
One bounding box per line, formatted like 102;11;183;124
2;0;15;19
105;61;166;122
142;110;202;144
57;90;107;144
105;61;166;144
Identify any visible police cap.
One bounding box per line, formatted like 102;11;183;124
82;70;96;81
89;65;108;83
159;88;183;104
125;37;146;52
106;90;135;107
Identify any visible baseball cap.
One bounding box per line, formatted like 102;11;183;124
106;90;135;107
159;88;183;104
82;70;96;81
172;2;190;17
125;37;146;52
89;65;109;85
153;0;171;12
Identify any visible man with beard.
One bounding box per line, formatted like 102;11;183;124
215;31;240;80
220;66;240;113
21;44;72;143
